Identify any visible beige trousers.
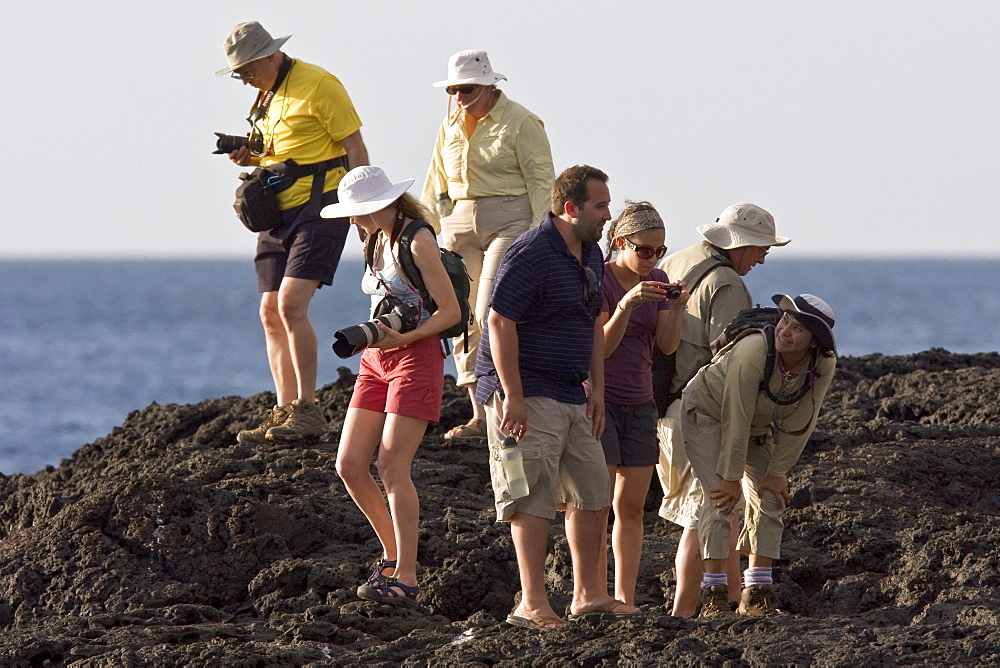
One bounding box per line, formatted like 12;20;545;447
438;195;533;387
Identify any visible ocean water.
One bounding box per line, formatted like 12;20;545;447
3;257;999;475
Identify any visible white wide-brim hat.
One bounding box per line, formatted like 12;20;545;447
215;21;291;76
432;50;507;87
772;293;837;354
320;166;414;218
697;202;790;249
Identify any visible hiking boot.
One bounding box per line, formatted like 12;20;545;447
737;585;784;617
699;585;737;618
266;398;327;441
237;404;292;445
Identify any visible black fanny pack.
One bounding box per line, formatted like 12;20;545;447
234;155;349;233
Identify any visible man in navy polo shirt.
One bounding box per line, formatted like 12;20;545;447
476;165;640;630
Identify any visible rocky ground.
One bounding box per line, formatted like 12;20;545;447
0;349;998;666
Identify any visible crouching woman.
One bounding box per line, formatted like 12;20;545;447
320;166;460;606
684;293;837;617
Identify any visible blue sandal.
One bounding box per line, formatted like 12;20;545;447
357;577;421;606
364;558;397;587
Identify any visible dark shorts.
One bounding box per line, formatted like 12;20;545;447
601;399;659;467
254;189;350;293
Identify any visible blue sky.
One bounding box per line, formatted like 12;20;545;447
6;1;998;258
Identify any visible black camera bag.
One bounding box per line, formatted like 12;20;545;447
234;167;284;232
233;156;350;233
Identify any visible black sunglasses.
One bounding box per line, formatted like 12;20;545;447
446;84;478;95
582;266;599;304
622;237;668;260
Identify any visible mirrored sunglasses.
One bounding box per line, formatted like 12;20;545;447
445;84;478;96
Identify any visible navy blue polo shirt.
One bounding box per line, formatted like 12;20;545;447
475;213;604;405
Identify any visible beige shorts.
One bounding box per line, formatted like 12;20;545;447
655;399;703;530
484;393;611;521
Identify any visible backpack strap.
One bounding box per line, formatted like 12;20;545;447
651;257;732;415
391;219;435;306
750;325;817;405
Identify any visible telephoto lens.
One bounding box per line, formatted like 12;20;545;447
332;300;419;358
212;132;249;155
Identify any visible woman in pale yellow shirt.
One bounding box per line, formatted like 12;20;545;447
421;50;555;440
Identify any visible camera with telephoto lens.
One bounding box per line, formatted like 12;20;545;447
662;282;682;299
332;296;420;358
212;132;264;155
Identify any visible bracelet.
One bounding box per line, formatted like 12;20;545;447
617;301;638;312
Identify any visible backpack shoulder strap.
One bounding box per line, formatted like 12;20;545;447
677;256;731;293
393;219;435;302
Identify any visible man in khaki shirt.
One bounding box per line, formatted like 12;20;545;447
653;202;790;616
421;51;554;440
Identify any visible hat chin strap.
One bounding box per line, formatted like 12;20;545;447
457;88;486;110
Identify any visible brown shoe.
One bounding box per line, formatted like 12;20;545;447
266;398;327;441
698;585;737;618
237;404;292;445
737;585;784;617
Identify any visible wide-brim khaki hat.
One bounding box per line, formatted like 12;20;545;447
697;202;790;249
320;166;415;218
432;50;507;87
772;293;836;354
215;21;290;76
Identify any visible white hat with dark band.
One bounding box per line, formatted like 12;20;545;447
772;293;837;354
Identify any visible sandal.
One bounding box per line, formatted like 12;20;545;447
443;418;487;441
357;577;421;606
565;598;639;621
364;558;397;587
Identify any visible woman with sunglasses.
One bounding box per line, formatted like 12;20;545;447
320;166;460;607
596;201;689;607
420;50;555;442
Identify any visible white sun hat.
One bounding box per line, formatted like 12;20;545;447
432;50;507;87
215;21;291;76
697;203;790;249
320;166;414;218
772;293;837;354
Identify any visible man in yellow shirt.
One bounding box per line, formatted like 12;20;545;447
216;21;369;443
421;50;554;440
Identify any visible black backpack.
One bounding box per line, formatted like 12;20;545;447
365;219;473;352
714;306;817;405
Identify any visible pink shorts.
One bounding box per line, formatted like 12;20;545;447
350;336;445;422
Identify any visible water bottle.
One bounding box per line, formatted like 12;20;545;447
499;436;529;499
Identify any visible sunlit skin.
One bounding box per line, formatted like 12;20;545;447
453;84;496;119
728;245;770;276
570;180;613;246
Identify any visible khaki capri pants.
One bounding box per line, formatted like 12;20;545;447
682;398;787;560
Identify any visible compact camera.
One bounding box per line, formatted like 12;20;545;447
332;297;420;358
662;282;683;300
212;132;264;155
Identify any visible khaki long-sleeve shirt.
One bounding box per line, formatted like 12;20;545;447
420;91;554;232
687;333;836;480
660;243;752;393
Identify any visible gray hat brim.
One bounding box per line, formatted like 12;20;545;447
215;34;291;76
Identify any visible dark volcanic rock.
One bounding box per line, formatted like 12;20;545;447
1;355;999;666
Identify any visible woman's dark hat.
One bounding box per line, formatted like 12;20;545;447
771;293;836;354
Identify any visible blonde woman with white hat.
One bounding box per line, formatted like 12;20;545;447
420;50;555;441
684;293;837;619
321;166;460;606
